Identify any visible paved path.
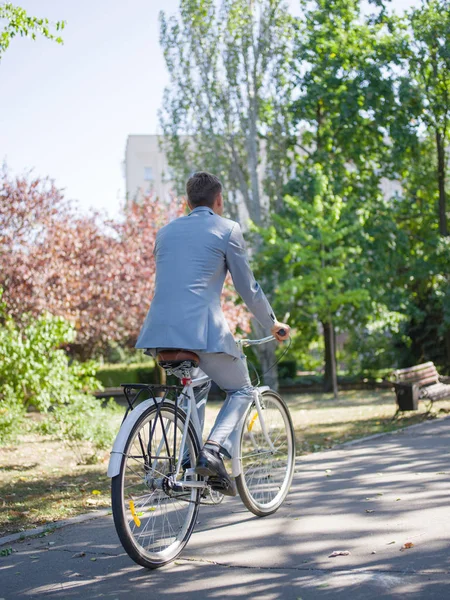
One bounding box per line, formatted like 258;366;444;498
1;417;450;599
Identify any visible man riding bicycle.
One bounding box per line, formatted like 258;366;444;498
136;171;290;496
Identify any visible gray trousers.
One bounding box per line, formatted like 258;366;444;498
193;352;256;458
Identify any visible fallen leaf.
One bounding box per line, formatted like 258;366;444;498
91;490;101;495
365;509;375;513
396;498;401;501
387;541;396;545
90;557;97;561
72;552;86;558
400;542;414;551
371;551;377;554
328;550;351;557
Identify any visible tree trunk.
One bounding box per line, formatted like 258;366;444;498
435;129;449;366
323;320;338;399
247;109;262;225
252;319;279;391
445;328;450;373
435;129;448;237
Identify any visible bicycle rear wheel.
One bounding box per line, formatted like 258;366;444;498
111;400;201;569
236;390;295;516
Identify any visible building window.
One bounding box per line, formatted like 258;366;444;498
144;167;153;181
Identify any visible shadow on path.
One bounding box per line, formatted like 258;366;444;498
1;417;449;600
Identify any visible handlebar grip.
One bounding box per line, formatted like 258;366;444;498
277;328;287;337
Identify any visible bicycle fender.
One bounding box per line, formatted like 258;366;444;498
256;386;271;394
107;399;156;478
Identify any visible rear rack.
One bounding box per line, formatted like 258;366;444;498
120;383;184;422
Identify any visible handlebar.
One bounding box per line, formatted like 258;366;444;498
236;330;288;348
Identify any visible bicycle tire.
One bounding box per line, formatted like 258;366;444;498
236;390;295;517
111;400;201;569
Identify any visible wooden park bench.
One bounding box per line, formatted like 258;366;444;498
392;361;450;412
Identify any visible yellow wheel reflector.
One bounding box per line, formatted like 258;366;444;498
248;412;258;432
129;500;141;527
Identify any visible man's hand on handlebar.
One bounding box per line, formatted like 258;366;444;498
271;321;291;342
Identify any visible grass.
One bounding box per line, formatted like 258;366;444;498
0;426;120;537
1;390;449;537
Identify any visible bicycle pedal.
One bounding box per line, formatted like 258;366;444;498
208;477;237;497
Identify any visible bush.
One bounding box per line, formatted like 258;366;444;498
0;390;27;445
0;309;101;413
343;310;409;375
278;360;297;382
96;362;156;387
101;342;154;365
0;294;114;457
40;396;122;464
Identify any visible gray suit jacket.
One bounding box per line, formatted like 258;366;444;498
135;206;277;359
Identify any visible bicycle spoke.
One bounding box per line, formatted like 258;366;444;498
114;403;200;564
238;393;295;514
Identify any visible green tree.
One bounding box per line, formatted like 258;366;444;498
160;0;294;222
285;0;403;390
0;2;65;59
255;165;371;397
384;131;450;369
407;0;450;237
159;0;295;389
383;0;450;368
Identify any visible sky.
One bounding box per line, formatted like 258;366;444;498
0;0;420;218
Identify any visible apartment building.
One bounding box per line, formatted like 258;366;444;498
124;134;401;207
124;135;174;203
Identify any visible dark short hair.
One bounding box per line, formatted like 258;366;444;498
186;171;222;208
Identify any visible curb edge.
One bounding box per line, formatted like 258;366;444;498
0;508;111;547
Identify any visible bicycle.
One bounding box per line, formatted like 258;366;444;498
107;334;296;569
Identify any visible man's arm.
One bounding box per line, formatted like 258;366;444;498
226;223;289;339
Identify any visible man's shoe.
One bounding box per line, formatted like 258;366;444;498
195;447;237;497
181;454;192;471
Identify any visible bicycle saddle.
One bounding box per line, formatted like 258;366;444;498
156;350;200;369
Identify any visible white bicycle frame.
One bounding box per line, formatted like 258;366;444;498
108;335;277;485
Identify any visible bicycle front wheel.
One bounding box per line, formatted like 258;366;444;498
236;390;295;517
111;401;201;569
